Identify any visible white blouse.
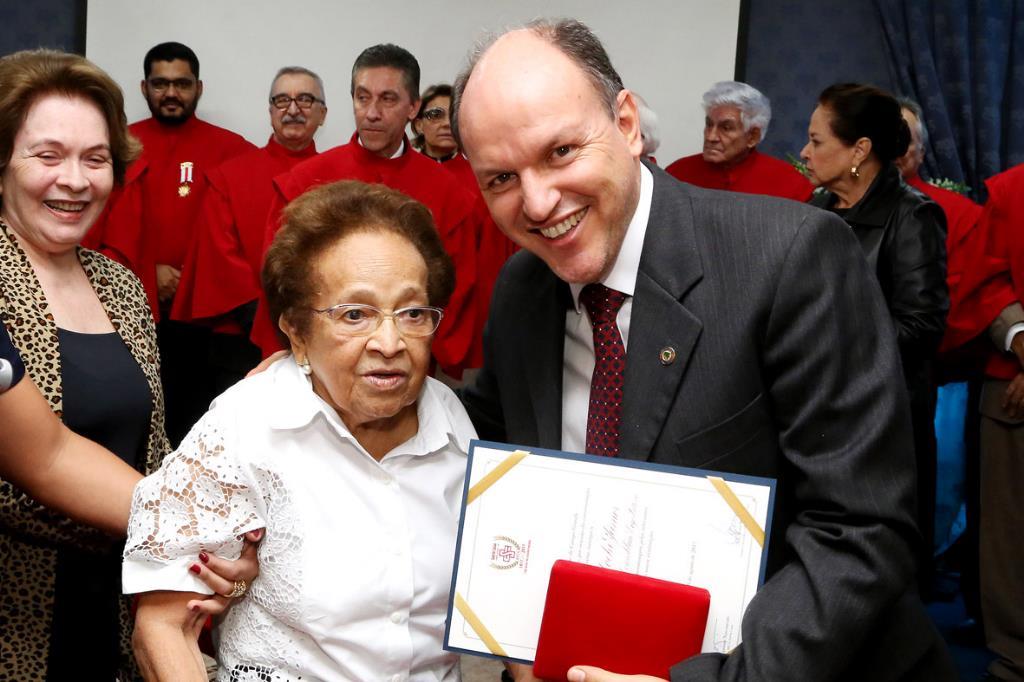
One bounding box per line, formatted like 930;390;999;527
123;358;476;681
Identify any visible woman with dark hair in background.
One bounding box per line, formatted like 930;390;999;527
801;83;949;590
410;83;477;191
412;83;516;372
411;84;458;161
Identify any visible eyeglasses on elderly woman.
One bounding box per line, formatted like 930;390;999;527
311;303;443;337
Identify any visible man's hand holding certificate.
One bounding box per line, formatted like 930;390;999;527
444;441;776;673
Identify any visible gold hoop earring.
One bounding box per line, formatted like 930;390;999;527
850;165;860;179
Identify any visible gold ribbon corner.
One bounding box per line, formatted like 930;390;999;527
707;475;765;547
467;449;531;504
455;592;508;657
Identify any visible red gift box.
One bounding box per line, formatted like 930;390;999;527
532;560;710;681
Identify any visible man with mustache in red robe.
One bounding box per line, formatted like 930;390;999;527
170;66;326;395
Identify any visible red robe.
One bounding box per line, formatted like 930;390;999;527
936;167;1022;378
665;150;813;202
253;135;480;377
170;136;318;332
438;153;518;368
85;116;254;319
907;175;983;297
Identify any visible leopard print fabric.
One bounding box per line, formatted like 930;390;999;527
0;219;170;681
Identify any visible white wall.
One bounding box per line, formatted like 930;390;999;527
86;0;741;166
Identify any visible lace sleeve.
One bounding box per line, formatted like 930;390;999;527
123;409;269;594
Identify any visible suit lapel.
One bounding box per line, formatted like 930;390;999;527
619;170;704;461
523;268;568;449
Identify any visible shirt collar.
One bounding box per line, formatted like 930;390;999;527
265;357;468;459
357;134;405;159
569;163;653;310
426;149;458;163
266;134;318;159
392;377;474;458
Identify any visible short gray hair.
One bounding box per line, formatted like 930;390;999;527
897;96;929;151
633;93;660;156
270;66;326;104
702;81;770;140
452;18;624;148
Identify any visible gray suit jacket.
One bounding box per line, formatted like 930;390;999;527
462;165;954;681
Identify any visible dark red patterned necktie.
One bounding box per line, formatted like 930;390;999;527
580;283;627;457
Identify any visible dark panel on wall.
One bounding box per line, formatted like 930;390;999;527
743;0;894;160
734;0;751;82
0;0;85;56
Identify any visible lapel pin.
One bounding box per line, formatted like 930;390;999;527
659;347;676;365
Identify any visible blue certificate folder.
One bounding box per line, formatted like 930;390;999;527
444;439;777;664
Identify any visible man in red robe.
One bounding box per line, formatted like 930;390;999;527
170;66;326;394
897;100;985;310
944;164;1024;681
665;81;812;202
87;42;254;317
253;44;479;378
85;42;253;445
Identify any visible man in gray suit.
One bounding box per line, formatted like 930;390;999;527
453;19;955;682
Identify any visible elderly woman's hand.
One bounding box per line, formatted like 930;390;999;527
187;528;264;615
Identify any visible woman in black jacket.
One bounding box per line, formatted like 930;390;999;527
801;83;948;589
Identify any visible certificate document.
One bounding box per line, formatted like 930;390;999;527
445;441;776;664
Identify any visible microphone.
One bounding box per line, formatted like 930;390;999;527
0;358;13;394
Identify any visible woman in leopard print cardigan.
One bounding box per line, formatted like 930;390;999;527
0;50;168;681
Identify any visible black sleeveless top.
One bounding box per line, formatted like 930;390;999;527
46;329;152;678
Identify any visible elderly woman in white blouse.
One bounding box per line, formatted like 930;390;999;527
123;180;476;681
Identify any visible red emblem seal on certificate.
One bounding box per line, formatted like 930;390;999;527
489;535;531;573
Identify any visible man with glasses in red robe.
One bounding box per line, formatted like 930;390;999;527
86;41;254;444
171;67;326;395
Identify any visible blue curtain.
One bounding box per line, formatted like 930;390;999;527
874;0;1024;200
0;0;84;56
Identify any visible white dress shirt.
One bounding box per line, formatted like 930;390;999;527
359;135;405;159
561;164;654;453
123;357;476;682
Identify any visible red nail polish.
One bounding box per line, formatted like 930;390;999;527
198;551;209;564
189;563;202;575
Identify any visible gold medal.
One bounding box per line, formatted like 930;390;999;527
178;161;194;198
